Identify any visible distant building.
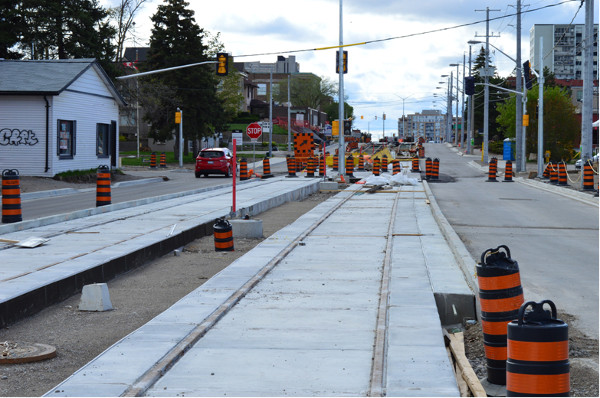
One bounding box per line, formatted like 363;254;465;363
530;24;599;80
398;110;447;142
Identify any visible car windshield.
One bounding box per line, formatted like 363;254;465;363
200;151;224;159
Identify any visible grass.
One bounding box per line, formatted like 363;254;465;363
120;151;195;166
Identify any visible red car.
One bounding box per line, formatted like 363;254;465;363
195;148;233;178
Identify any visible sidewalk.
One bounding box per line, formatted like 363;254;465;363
0;169;471;396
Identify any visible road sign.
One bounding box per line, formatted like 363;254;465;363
246;123;262;142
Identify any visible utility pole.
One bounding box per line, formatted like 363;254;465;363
537;37;544;178
515;0;524;172
461;54;466;149
475;7;501;164
448;72;453;143
287;74;291;152
338;0;345;177
580;0;594;165
269;69;273;157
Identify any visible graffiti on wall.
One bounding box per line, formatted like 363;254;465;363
0;129;39;146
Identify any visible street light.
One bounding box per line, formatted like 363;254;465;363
449;63;461;146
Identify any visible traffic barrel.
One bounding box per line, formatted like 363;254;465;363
542;163;550;179
432;158;439;180
557;162;567;186
239;158;249;180
261;156;273;179
159;152;167;168
477;245;524;385
358;154;365;171
418;145;425;158
149;152;157;169
549;162;558;184
96;165;112;207
306;156;316;178
332;154;339;171
319;154;325;177
582;160;594;191
412;157;420;172
488;157;498;182
345;155;354;178
373;157;381;176
425;157;432;180
286;155;297;178
504;160;514;182
392;160;401;175
507;300;569;396
213;218;234;252
2;169;22;223
381;154;388;173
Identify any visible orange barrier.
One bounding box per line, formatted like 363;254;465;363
392;160;401;175
2;169;22;223
373;157;380;176
358;154;365;171
149;152;157;169
425;157;432;179
213;218;234;251
381;154;388;173
549;161;558;184
306;156;316;178
412;157;420;172
431;158;439;180
582;160;594;191
332;154;339;171
507;300;569;396
96;165;112;207
261;157;273;179
504;160;513;182
488;157;498;182
345;155;354;178
557;162;567;186
159;152;167;168
239;158;249;180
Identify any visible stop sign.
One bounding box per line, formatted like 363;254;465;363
246;123;262;141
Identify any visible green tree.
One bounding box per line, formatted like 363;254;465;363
496;86;578;161
18;0;115;62
0;0;24;59
324;101;354;122
142;0;225;157
275;74;336;111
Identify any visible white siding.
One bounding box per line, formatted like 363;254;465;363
66;67;113;98
0;96;50;176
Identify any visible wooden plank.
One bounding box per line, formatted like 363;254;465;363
444;331;487;397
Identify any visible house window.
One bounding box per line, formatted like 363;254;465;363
97;123;109;157
57;120;76;158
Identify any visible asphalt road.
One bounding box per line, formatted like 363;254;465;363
425;143;599;339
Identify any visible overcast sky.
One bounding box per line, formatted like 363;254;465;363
106;0;598;138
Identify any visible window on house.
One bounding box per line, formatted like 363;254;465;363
97;123;109;157
57;120;76;158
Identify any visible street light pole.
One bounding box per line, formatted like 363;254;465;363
467;44;473;155
450;63;460;146
338;0;345;177
515;0;524;172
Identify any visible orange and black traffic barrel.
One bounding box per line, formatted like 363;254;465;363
96;165;112;207
159;152;167;168
286;155;297;178
542;163;550;179
239;158;248;180
582;160;594;191
557;162;568;186
412;157;420;172
2;169;22;223
150;152;157;169
488;157;498;181
432;158;440;180
261;156;273;179
507;300;569;396
504;160;514;182
425;157;432;179
381;154;388;173
358;154;365;171
319;154;326;177
477;245;524;385
373;157;381;176
306;156;316;178
332;154;339;171
392;160;401;175
213;218;234;251
345;155;354;178
549;161;558;184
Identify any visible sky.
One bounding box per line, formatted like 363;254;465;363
104;0;598;139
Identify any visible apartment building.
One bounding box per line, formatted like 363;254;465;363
398;110;447;142
530;24;599;80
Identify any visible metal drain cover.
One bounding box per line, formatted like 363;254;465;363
0;342;57;364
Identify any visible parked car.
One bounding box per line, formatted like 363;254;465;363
575;153;599;169
195;148;233;177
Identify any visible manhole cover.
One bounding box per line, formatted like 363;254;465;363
0;342;56;364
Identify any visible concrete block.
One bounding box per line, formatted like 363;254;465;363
319;181;338;191
229;219;263;239
79;283;113;311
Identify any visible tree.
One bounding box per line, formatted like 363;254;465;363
0;0;24;59
496;86;578;161
142;0;225;157
324;101;354;122
274;74;336;111
18;0;115;62
108;0;147;63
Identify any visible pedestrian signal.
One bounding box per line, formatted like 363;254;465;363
336;51;348;74
464;76;475;95
523;61;533;90
216;53;228;76
343;120;351;136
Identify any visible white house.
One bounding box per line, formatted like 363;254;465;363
0;59;126;177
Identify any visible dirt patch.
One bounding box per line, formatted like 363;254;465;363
464;313;599;397
0;192;336;397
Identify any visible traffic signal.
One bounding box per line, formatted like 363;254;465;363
216;53;228;76
336;50;348;74
464;76;475;95
343;119;351;136
523;61;533;90
175;111;181;124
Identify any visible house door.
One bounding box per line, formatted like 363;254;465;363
110;120;117;167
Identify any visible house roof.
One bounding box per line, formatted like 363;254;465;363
0;58;126;106
123;47;149;63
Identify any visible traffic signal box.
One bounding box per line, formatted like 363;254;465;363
523;61;533;90
464;76;475;96
293;132;315;167
216;53;228;76
336;50;348;74
343;120;351;136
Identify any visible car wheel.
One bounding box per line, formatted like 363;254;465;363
195;172;201;178
224;167;231;178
